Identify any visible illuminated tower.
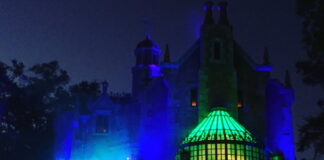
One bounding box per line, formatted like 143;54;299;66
132;35;162;97
132;36;173;159
199;1;238;120
266;72;295;160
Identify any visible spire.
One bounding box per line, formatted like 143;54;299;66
203;1;215;25
285;70;292;88
218;1;230;26
263;47;271;65
164;44;171;63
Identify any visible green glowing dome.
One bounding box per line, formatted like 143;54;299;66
178;108;265;160
182;108;256;144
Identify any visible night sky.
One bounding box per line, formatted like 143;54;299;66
0;0;322;158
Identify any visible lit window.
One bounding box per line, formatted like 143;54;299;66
190;88;198;107
237;90;244;108
96;115;109;133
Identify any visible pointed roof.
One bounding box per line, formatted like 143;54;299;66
218;1;230;26
164;44;171;63
203;1;215;25
234;42;272;72
263;47;271;65
176;40;200;65
182;108;256;144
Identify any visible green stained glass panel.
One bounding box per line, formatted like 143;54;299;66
182;108;256;144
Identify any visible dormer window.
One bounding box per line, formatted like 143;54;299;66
96;115;109;133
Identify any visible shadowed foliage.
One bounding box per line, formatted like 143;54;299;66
0;60;100;160
0;60;70;160
296;0;324;159
298;112;324;159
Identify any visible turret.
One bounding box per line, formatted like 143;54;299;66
218;1;230;26
203;1;215;25
133;38;172;160
199;1;238;120
266;78;295;160
163;44;171;63
132;35;162;97
135;35;161;66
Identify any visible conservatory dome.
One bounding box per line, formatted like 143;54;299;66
178;108;266;160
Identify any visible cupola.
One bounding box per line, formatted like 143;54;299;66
135;35;161;66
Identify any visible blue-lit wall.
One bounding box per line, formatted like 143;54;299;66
136;77;174;160
54;111;75;160
266;79;295;160
54;103;138;160
70;139;135;160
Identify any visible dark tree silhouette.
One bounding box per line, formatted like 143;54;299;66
298;112;324;160
296;0;324;86
0;59;103;159
296;0;324;159
0;60;70;160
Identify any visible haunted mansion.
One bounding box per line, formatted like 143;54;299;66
54;1;295;160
